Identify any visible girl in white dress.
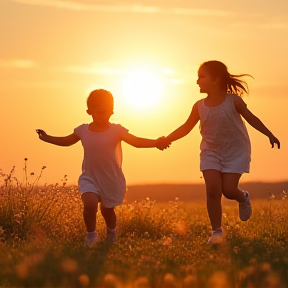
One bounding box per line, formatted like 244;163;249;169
37;89;167;247
159;60;280;244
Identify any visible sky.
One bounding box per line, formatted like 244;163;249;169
0;0;287;186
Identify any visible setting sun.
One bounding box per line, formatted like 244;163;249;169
121;70;162;108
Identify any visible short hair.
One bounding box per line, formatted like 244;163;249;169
87;89;114;110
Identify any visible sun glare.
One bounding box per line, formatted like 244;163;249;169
122;70;162;108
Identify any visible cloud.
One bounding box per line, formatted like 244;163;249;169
8;0;161;13
0;59;37;68
8;0;233;17
258;20;288;30
66;65;126;75
171;8;232;17
65;62;191;86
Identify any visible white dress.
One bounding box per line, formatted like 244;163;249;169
74;123;129;207
198;94;251;173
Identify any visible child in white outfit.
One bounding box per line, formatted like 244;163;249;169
158;60;280;244
36;89;169;246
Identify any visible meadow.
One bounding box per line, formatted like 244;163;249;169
0;163;287;288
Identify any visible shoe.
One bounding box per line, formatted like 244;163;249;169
85;231;98;247
239;190;252;221
105;228;117;243
207;229;223;244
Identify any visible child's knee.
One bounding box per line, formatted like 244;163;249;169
206;187;222;200
222;186;238;199
100;206;115;216
84;203;98;213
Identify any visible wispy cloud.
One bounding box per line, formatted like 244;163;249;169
9;0;161;13
65;62;191;86
0;59;37;68
171;8;232;17
258;19;288;30
8;0;233;17
66;65;126;75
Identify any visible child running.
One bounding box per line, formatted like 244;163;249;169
36;89;169;247
158;60;280;244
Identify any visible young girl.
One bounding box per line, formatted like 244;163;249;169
36;89;168;247
159;60;280;244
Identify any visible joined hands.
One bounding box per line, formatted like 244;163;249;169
156;136;171;151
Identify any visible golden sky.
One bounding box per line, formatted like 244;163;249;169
1;0;287;185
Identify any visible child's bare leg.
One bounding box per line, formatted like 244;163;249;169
202;169;223;231
222;173;252;221
101;206;116;230
221;173;246;202
81;192;99;232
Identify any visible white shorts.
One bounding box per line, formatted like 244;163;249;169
79;175;124;208
200;150;250;174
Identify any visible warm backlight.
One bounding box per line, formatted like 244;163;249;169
122;70;162;108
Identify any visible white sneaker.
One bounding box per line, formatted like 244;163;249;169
207;229;223;244
84;231;98;247
239;190;252;221
105;228;117;243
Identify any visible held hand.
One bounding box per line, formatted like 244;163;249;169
269;135;280;149
36;129;47;141
156;136;171;151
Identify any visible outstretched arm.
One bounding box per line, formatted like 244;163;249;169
121;133;169;149
234;97;280;149
165;102;200;143
36;129;80;146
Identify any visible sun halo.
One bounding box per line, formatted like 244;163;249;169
121;70;162;109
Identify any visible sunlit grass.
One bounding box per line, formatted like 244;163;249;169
0;161;287;287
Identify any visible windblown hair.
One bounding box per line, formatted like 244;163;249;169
87;89;114;110
200;60;253;96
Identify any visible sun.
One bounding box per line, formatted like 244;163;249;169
121;70;162;108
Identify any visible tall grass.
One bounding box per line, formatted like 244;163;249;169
0;162;287;287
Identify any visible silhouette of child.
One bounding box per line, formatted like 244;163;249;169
37;89;169;246
158;60;280;244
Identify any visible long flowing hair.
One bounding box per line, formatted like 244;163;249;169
200;60;253;96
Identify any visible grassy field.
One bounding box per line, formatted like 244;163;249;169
0;166;288;287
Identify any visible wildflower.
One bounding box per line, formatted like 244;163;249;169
163;236;172;246
42;166;46;170
233;246;239;254
174;220;187;236
267;187;275;201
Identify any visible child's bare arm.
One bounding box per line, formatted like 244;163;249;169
121;133;169;149
234;97;280;149
36;129;80;146
166;102;200;143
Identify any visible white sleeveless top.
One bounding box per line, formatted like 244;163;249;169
198;94;251;167
74;123;129;207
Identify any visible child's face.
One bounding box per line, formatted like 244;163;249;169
87;106;113;124
196;66;219;94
